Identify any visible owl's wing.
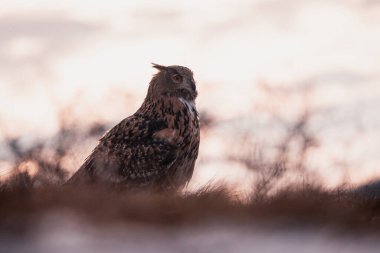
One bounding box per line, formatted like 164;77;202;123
82;115;180;184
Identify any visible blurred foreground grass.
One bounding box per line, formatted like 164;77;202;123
1;172;379;234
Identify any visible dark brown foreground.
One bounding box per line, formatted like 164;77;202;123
1;174;379;234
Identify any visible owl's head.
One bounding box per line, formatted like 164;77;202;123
148;63;197;100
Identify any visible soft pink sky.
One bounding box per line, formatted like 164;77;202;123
1;0;380;190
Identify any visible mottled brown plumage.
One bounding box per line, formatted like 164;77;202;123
66;64;200;191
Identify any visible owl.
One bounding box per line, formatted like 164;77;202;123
66;63;200;191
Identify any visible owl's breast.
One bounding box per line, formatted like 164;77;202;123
177;98;199;143
153;96;199;189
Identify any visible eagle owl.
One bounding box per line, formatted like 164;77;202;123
66;64;200;191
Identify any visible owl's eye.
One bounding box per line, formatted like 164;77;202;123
172;74;183;83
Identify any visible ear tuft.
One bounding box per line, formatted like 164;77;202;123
152;63;168;71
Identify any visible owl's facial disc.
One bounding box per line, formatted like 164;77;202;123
169;72;196;93
151;63;197;99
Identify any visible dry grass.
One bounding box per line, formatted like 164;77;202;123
0;173;379;234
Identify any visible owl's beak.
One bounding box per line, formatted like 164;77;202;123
183;79;196;94
189;80;196;92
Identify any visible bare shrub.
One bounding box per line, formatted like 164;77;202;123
1;107;107;190
230;82;320;198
